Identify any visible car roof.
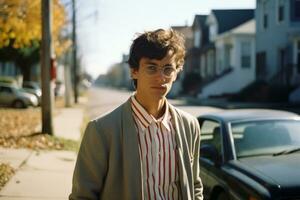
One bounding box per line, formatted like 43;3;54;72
199;109;300;123
0;83;17;88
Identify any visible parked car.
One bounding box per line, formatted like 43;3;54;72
0;83;38;108
22;81;42;105
198;109;300;200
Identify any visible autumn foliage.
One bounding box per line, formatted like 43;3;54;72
0;0;71;56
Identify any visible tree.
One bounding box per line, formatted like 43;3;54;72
0;0;70;55
0;0;71;80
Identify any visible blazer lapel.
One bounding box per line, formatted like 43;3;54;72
169;103;192;200
121;99;143;200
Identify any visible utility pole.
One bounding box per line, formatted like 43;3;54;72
72;0;79;103
41;0;54;135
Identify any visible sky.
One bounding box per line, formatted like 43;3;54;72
75;0;256;78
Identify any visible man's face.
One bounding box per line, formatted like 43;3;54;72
131;51;179;101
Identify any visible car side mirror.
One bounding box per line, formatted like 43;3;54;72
200;144;221;166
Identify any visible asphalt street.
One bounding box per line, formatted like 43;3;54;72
86;85;222;120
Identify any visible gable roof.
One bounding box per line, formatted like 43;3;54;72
193;15;208;28
212;9;254;34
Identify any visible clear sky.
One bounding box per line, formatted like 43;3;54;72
76;0;256;78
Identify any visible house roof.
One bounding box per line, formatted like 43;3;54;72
193;15;208;28
171;25;193;38
212;9;254;34
191;15;210;47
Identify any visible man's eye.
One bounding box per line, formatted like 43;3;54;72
147;66;156;71
164;67;175;73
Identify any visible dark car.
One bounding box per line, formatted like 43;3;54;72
197;109;300;200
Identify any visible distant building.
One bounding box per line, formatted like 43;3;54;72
172;25;194;50
120;54;131;89
106;55;131;89
197;9;255;98
255;0;300;86
170;25;193;97
183;15;209;95
0;62;21;77
186;15;209;76
0;62;23;85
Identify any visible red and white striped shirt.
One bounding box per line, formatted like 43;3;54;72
131;96;180;200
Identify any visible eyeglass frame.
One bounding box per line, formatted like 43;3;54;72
143;64;182;78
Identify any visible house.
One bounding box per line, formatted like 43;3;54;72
196;9;255;99
183;15;209;95
0;61;23;85
169;25;193;97
106;54;131;89
120;54;132;89
255;0;300;87
0;62;20;77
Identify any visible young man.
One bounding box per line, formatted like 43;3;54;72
70;28;203;200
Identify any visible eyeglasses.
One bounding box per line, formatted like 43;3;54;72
145;65;180;78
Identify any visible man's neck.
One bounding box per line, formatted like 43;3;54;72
135;93;166;119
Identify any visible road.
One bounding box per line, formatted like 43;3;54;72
86;86;222;120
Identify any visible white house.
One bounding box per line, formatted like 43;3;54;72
197;9;255;99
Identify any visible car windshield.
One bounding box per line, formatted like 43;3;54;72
231;120;300;158
23;82;40;90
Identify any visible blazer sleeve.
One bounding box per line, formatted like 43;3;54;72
192;118;204;200
69;120;109;200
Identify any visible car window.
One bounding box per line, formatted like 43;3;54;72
0;86;13;93
200;120;222;156
231;120;300;158
24;85;34;89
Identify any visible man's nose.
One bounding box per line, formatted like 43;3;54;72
154;70;167;82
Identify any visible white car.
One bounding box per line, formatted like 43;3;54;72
22;81;42;105
0;83;38;108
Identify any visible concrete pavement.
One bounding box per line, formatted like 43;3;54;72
0;101;86;199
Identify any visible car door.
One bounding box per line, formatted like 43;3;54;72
199;118;224;199
0;86;15;106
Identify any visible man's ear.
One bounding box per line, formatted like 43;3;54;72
130;68;138;79
172;66;182;82
172;73;178;82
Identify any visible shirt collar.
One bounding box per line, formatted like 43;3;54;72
131;95;171;132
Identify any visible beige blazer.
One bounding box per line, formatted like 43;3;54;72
69;99;203;200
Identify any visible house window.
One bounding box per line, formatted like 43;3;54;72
277;0;284;22
297;40;300;73
207;50;215;76
224;44;232;69
291;0;300;21
256;51;267;80
209;24;217;42
295;0;300;18
262;1;268;29
241;42;251;68
201;55;206;78
194;30;201;48
263;14;268;29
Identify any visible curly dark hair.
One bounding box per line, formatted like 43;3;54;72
128;28;185;69
128;28;186;88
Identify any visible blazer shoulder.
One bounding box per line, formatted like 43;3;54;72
87;103;127;138
171;105;200;136
172;106;198;124
92;103;124;125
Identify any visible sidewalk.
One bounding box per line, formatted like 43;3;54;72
0;101;86;199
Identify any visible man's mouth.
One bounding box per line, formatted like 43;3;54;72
151;85;167;90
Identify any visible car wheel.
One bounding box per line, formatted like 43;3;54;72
217;191;230;200
13;100;26;108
